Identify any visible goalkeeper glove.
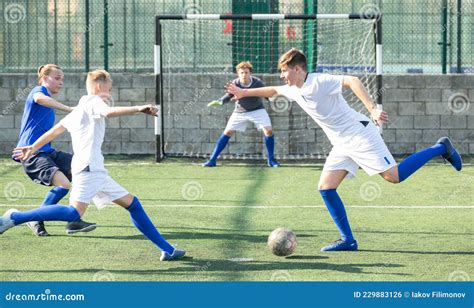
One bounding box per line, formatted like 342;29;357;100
208;100;223;107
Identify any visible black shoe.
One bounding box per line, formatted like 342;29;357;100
65;220;97;234
26;221;49;237
436;137;462;171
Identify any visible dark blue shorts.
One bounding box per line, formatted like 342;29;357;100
21;150;72;186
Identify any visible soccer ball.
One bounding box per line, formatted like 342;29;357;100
267;227;297;256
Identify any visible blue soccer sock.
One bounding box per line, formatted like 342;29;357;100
398;143;445;182
42;187;69;206
127;197;174;254
10;205;81;225
209;133;230;162
319;189;355;242
264;135;275;161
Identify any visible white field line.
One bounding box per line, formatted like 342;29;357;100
0;204;473;209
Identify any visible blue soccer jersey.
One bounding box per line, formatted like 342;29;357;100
17;86;55;153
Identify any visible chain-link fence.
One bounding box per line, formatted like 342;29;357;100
0;0;472;73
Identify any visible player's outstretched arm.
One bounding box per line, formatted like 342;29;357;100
343;76;388;125
33;93;73;113
12;123;66;161
101;104;159;118
225;82;279;99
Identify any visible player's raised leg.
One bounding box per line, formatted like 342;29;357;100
203;130;233;167
380;136;462;183
113;194;185;261
262;126;280;167
318;170;358;252
0;202;88;235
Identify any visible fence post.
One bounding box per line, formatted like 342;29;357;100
304;0;318;72
85;0;90;71
441;0;448;74
103;0;109;71
456;0;462;73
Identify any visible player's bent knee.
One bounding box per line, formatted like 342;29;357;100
318;184;337;190
224;130;234;137
387;177;400;184
113;193;135;208
380;167;400;184
263;127;273;136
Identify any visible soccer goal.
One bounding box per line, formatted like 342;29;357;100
154;13;382;162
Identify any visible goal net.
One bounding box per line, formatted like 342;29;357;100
156;14;381;160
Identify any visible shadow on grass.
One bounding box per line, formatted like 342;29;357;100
157;226;474;237
359;249;474;256
0;260;408;278
58;231;314;243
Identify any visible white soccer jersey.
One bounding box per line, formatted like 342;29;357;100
276;73;370;146
60;95;110;174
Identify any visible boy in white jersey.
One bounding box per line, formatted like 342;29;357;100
2;70;185;261
226;48;462;251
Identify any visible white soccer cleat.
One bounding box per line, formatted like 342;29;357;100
160;248;186;261
0;209;19;234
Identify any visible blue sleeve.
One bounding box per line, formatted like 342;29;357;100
219;78;239;104
220;93;234;104
32;86;50;104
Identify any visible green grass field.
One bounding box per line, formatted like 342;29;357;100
0;157;472;281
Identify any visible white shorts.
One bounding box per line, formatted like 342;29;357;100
70;171;129;209
323;122;396;178
225;109;272;132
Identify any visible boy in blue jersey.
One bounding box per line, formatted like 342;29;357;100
3;69;185;261
204;61;280;167
16;64;96;236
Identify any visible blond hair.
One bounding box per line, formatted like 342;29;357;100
278;48;307;71
235;61;253;73
37;64;61;83
86;69;112;94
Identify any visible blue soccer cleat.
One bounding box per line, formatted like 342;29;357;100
267;159;280;168
202;160;216;167
0;209;19;234
321;239;358;252
160;248;186;261
437;137;462;171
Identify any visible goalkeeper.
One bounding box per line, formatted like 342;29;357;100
204;61;280;167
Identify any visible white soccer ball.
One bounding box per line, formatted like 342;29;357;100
267;227;297;256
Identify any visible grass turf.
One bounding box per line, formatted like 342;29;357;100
0;157;472;281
